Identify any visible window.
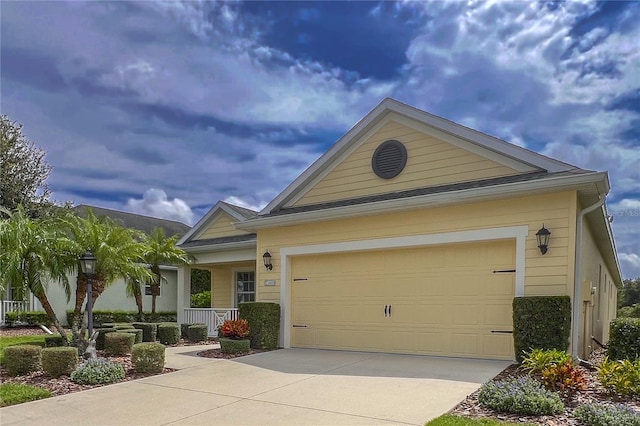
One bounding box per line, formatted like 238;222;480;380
235;271;255;306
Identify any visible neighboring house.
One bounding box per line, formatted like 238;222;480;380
1;206;191;325
177;98;621;361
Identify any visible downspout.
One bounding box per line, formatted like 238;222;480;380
572;195;605;359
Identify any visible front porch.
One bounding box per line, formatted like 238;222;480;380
183;308;240;336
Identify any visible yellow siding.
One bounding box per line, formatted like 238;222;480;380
580;219;616;351
211;262;255;308
195;211;251;240
294;120;520;207
256;191;576;304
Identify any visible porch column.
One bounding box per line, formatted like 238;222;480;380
176;266;191;324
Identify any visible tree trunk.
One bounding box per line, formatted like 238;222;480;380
72;273;87;333
151;265;161;315
33;290;68;345
134;283;144;321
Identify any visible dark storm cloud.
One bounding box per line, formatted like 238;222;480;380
1;47;68;92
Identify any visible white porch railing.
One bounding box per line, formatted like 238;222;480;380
1;301;31;325
183;308;240;337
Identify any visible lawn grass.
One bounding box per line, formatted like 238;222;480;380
0;383;52;407
426;414;536;426
0;335;47;364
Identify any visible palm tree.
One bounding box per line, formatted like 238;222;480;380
125;277;144;321
0;207;75;342
59;209;151;333
142;228;190;315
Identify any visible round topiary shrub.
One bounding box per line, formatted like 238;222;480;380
70;358;125;384
133;322;157;342
41;347;78;378
4;345;42;376
104;332;136;356
478;376;564;416
187;324;208;343
95;328;117;350
157;322;180;345
131;342;166;373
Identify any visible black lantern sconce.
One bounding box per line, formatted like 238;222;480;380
536;225;551;255
263;250;273;270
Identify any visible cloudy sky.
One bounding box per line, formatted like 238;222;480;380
1;1;638;278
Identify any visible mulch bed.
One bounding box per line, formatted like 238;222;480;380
449;348;640;425
197;347;270;359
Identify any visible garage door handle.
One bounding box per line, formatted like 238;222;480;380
388;305;392;317
491;330;513;334
384;305;388;317
292;324;308;328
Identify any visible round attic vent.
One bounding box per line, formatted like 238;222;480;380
371;140;407;179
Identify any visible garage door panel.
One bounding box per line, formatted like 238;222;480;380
291;240;515;360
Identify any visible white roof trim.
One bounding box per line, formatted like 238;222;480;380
177;201;252;245
181;239;257;254
261;98;580;214
240;172;608;231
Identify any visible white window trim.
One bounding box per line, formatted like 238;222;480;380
232;268;256;308
279;225;528;348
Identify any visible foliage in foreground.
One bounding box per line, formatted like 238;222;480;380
574;403;640;426
425;414;536;425
478;376;564;416
70;359;125;385
0;383;52;407
596;357;640;397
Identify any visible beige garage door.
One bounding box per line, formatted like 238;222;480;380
291;240;515;360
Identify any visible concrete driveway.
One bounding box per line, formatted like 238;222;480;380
1;347;511;425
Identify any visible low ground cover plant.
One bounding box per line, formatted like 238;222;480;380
574;403;640;426
70;358;125;385
478;376;564;416
596;357;640;398
0;383;52;407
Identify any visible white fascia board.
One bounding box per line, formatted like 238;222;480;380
178;201;250;245
181;239;256;254
237;171;607;231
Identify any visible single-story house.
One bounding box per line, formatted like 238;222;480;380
177;98;621;361
1;206;190;325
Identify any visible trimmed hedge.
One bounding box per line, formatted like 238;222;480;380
44;335;68;347
157;322;180;345
117;328;143;344
219;337;250;354
180;323;190;339
131;343;165;373
41;347;78;378
513;296;571;363
105;333;136;356
95;328;117;350
187;324;208;343
608;318;640;360
65;310;177;326
4;311;52;327
239;302;280;349
4;345;42;376
133;322;158;342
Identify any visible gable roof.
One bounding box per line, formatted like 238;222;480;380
73;205;190;237
260;98;584;215
177;201;257;246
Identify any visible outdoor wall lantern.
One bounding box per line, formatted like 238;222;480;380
263;250;273;271
79;250;97;336
536;225;551;255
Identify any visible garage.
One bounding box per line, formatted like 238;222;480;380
290;239;516;360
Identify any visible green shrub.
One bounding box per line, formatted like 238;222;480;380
180;322;190;339
521;348;573;374
512;296;571;363
131;343;165;373
44;335;68;347
478;376;564;416
574;403;640;426
70;359;125;384
239;302;280;350
191;291;211;308
41;347;78;378
608;318;640;361
104;332;135;356
4;345;42;376
95;328;116;350
133;322;157;342
66;310;177;326
596;357;640;397
117;328;143;344
617;304;640;318
157;322;180;344
0;383;52;407
187;324;208;343
219;337;250;354
4;311;52;327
